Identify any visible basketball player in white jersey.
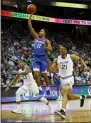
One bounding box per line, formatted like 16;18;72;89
48;46;88;119
5;61;53;114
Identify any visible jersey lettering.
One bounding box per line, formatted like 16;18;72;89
19;66;37;85
37;43;42;48
33;38;47;56
57;54;73;77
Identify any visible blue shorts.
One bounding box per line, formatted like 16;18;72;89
54;80;61;88
32;59;48;73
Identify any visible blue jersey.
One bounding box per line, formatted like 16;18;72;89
33;38;47;56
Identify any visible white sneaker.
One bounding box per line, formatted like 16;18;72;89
48;103;54;115
55;109;66;119
11;108;22;114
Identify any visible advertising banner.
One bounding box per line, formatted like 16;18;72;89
1;10;91;26
1;86;58;103
1;85;91;103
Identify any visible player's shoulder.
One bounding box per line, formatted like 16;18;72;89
70;54;77;58
46;38;50;43
67;54;71;57
35;37;39;41
19;69;22;73
58;55;61;59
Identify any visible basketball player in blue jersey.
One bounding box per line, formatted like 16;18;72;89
28;14;52;95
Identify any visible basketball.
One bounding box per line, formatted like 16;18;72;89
27;4;37;14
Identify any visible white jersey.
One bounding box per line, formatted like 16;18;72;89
19;65;36;85
57;54;73;77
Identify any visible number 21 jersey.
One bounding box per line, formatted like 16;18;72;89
57;54;73;77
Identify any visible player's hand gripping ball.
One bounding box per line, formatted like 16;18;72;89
27;4;37;14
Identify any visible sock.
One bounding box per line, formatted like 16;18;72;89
38;86;42;91
80;95;86;99
39;97;48;104
47;102;52;109
46;86;50;91
16;103;21;109
80;96;82;99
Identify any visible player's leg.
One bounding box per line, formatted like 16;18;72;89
56;84;70;119
11;85;28;113
56;80;62;101
42;72;50;95
56;76;74;119
62;85;70;109
65;76;86;107
41;60;50;95
29;83;54;114
67;89;80;100
56;77;86;119
32;61;43;93
67;89;86;107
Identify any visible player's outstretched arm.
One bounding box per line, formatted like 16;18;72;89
48;59;58;73
28;14;38;39
45;40;52;52
8;74;20;87
71;54;88;71
5;74;20;95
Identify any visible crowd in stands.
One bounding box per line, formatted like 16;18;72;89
1;20;91;87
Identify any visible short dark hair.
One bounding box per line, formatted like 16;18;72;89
62;45;69;52
18;59;26;64
43;28;49;37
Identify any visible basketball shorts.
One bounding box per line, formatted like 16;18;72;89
32;60;48;73
54;80;61;88
16;83;39;96
60;76;74;89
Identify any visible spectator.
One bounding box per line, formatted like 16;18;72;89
1;20;91;86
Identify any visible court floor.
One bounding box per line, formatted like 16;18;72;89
1;99;91;122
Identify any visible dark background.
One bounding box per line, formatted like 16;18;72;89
1;0;91;20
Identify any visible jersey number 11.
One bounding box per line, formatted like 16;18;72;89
37;44;41;48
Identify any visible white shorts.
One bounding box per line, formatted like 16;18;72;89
60;76;74;89
16;84;39;96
